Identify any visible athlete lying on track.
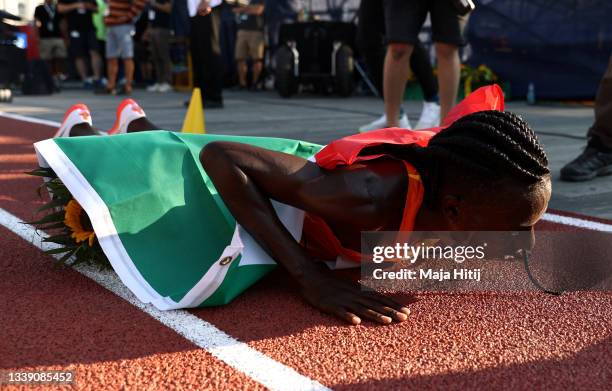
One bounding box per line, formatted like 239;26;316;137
53;87;551;325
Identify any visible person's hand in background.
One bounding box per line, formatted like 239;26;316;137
198;0;212;16
84;1;98;11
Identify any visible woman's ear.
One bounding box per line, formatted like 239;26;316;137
441;194;463;229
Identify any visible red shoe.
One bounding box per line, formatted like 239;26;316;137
107;98;146;135
54;103;92;138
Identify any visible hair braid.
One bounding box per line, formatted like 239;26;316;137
427;110;550;182
399;110;550;206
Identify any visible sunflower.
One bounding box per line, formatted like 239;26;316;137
64;199;96;246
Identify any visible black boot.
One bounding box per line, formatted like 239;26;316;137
560;138;612;181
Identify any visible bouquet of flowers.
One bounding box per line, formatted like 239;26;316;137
27;167;109;268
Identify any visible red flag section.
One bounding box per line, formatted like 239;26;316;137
315;84;505;169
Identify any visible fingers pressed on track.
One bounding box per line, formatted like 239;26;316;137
346;303;393;324
363;291;411;315
358;299;408;322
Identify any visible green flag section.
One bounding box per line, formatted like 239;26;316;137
34;131;322;310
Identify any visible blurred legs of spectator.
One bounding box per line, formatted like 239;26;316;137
220;4;238;87
235;30;265;90
434;42;460;120
189;9;224;108
93;0;107;79
357;0;440;131
561;55;612;181
149;27;173;92
104;24;136;94
383;0;468;127
69;30;103;87
135;38;153;84
356;0;385;97
39;38;68;88
266;16;295;69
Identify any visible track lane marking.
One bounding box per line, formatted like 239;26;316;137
0;111;62;127
0;207;330;391
542;213;612;233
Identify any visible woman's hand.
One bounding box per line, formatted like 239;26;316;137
298;262;411;325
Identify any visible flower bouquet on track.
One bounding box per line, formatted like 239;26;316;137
26;167;109;268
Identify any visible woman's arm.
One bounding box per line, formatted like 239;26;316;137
200;141;410;325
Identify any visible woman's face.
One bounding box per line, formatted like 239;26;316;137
438;176;552;256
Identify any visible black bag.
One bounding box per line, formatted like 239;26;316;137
22;60;54;95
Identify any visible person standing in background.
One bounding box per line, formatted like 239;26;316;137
187;0;224;108
91;0;108;81
99;0;148;95
233;0;265;90
561;55;612;181
146;0;174;92
264;0;300;65
57;0;104;88
382;0;470;127
356;0;440;132
34;0;68;90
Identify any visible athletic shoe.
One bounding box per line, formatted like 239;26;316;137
147;83;160;92
108;98;146;135
359;113;412;132
398;113;411;129
415;101;441;129
54;103;92;138
560;145;612;181
157;83;173;93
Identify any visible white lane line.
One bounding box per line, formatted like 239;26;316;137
0;207;330;391
0;111;61;128
542;212;612;233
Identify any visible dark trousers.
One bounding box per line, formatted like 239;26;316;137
356;0;437;101
190;10;223;103
150;27;172;84
588;55;612;149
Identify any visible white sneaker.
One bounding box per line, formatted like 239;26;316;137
415;101;441;129
54;103;92;138
157;83;172;93
359;113;387;132
147;83;160;92
359;113;412;132
398;113;411;129
108;98;146;135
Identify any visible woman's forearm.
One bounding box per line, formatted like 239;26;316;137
199;142;411;324
200;143;318;281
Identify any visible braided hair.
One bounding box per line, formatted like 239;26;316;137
395;110;550;205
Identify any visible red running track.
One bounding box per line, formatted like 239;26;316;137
0;114;610;390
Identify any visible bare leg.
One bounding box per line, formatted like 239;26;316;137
106;58;119;90
69;123;102;137
124;58;135;93
90;50;103;81
252;60;263;86
74;57;88;81
127;117;159;133
435;43;460;122
384;43;414;127
237;59;247;87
